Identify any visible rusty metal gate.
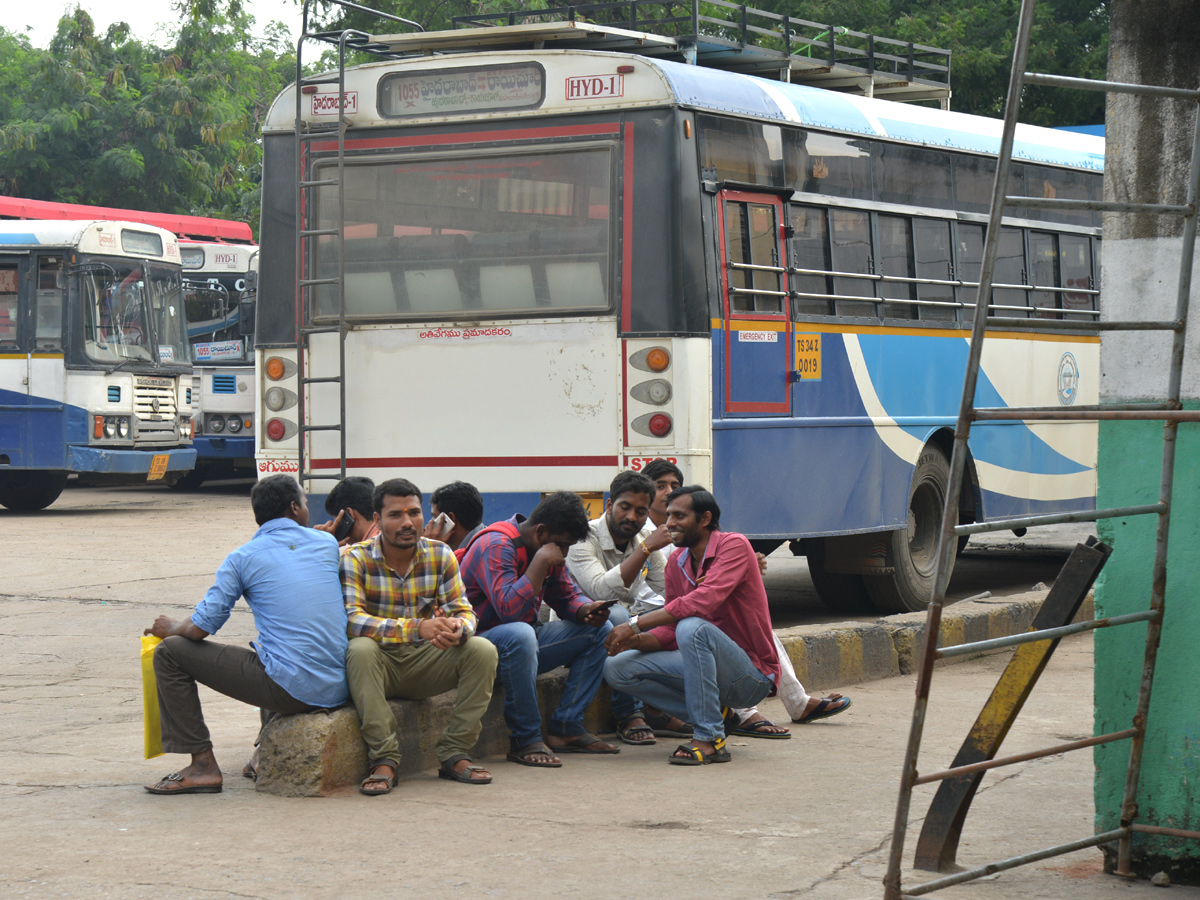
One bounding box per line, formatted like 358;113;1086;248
882;0;1200;896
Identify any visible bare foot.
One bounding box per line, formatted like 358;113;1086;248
145;749;223;794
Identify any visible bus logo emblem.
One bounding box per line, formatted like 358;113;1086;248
565;74;624;101
1057;352;1079;406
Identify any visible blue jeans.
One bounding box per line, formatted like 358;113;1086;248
606;605;643;722
604;617;773;742
481;616;613;749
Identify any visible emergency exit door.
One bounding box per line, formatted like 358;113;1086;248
718;192;791;415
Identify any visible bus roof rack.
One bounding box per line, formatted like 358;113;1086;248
306;0;951;106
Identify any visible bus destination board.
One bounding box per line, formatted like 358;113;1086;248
379;64;544;117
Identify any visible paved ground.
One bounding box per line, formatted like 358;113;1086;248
3;482;1164;900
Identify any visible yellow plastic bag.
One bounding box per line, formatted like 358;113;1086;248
141;635;164;759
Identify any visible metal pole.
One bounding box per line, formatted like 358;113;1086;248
1115;88;1200;878
294;1;309;489
881;1;1039;897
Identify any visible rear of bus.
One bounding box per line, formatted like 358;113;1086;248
180;241;259;486
0;220;196;510
255;53;708;514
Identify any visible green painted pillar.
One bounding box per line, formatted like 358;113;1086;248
1095;0;1200;882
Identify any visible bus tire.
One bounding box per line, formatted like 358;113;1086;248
0;471;68;512
807;538;873;614
864;445;953;614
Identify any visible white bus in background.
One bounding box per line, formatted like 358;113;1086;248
179;241;259;487
0;219;196;510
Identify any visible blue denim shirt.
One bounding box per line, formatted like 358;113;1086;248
191;517;349;708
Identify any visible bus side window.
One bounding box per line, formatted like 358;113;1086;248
0;264;18;351
830;209;876;319
789;204;833;317
955;222;984;324
994;227;1029;317
913;218;955;321
1060;234;1095;321
877;214;917;320
36;256;64;352
1029;231;1060;319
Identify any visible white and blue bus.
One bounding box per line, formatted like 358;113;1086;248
179;240;259;487
0;220;197;510
255;31;1101;611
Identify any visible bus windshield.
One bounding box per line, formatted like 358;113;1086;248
184;280;250;364
79;262;188;366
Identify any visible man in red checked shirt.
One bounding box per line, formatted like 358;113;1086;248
604;485;788;765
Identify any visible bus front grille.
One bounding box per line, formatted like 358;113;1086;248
134;383;179;441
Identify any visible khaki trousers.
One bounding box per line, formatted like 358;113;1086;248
345;635;498;766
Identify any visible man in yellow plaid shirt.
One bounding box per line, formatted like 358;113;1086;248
342;477;498;795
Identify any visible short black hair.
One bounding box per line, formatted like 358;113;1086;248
642;458;684;484
374;477;422;514
667;485;721;530
609;471;655;505
430;481;484;530
325;476;375;519
251;474;303;526
528;491;590;542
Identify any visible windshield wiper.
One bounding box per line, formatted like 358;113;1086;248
105;358;142;375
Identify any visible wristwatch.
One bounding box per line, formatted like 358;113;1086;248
629;615;642;635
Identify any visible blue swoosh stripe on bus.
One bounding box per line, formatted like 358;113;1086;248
0;233;42;245
855;333;1091;476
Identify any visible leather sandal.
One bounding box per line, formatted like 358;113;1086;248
438;754;492;784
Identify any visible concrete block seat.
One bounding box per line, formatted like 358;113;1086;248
256;669;615;797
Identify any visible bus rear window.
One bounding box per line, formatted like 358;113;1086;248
311;148;613;320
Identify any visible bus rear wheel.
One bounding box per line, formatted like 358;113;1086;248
864;445;952;614
0;471;68;512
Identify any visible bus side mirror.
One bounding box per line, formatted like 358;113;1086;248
237;300;256;337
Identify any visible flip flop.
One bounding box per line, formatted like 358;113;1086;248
144;772;223;795
795;696;852;724
506;741;563;768
616;715;657;745
730;717;792;739
359;762;396;796
241;760;257;781
644;710;694;738
550;732;620;754
437;754;492;785
668;737;732;766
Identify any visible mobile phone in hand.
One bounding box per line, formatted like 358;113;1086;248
332;509;354;541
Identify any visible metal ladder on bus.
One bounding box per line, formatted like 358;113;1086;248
291;0;420;487
882;0;1200;896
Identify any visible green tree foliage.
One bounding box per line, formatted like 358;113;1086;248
310;0;1106;127
0;3;297;232
762;0;1108;124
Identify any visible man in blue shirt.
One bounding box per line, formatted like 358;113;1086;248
143;475;349;794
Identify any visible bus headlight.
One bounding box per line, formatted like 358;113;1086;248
104;418;118;438
118;418;130;438
209;415;226;433
227;417;243;434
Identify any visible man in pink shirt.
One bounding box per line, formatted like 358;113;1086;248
604;486;782;765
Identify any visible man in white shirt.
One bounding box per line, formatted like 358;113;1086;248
567;471;674;744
